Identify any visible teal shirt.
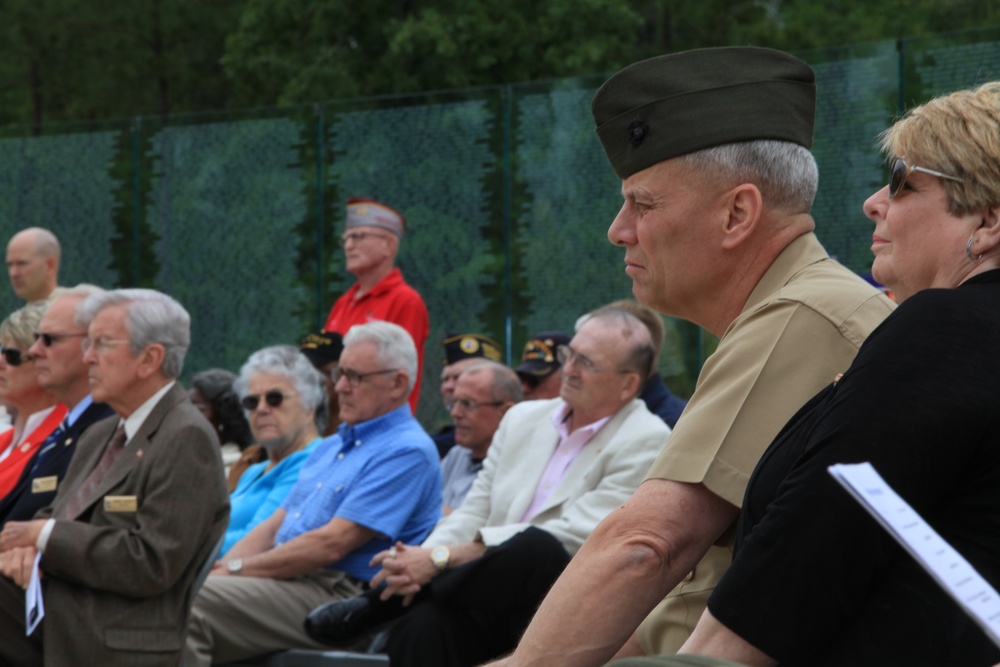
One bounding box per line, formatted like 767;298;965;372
221;437;321;554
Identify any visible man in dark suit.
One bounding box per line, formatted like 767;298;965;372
0;285;115;527
0;288;229;667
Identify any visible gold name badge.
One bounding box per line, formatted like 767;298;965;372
31;476;58;493
104;496;138;512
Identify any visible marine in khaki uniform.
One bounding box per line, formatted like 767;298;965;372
489;47;896;667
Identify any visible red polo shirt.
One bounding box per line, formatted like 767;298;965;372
324;268;429;412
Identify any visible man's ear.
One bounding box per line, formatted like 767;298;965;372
720;184;763;250
136;343;166;379
392;370;410;399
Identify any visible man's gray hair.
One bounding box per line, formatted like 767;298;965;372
76;288;190;379
462;360;523;404
679;139;819;213
234;345;326;416
343;321;418;393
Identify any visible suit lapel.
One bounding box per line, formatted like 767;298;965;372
535;400;635;517
70;384;185;517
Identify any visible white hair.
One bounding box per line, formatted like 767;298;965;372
234;345;326;415
343;321;419;393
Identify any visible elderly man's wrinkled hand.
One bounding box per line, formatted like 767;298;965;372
0;546;39;589
0;520;45;553
369;541;437;605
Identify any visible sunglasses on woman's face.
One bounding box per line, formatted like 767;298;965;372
240;390;289;411
888;157;962;199
0;345;27;367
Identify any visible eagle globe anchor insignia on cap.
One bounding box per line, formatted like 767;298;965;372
628;120;649;147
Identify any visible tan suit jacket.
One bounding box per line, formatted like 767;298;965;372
13;383;229;667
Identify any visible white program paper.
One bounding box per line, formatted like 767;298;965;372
829;462;1000;648
25;550;44;635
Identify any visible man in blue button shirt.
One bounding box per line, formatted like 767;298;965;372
183;321;442;667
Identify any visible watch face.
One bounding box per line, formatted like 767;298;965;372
431;547;449;570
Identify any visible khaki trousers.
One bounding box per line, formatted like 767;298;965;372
183;569;362;667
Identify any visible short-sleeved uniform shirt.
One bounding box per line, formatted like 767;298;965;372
276;404;442;582
324;267;429;413
637;232;896;654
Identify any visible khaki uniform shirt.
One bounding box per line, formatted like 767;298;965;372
637;232;895;654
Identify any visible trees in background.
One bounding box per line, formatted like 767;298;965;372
3;0;1000;127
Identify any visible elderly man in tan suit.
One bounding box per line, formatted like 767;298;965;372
0;288;228;667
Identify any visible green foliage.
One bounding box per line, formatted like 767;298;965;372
0;0;241;128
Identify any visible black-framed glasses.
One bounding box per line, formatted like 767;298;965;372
888;157;962;199
34;331;87;347
0;345;28;367
333;367;399;388
450;398;504;412
241;390;293;411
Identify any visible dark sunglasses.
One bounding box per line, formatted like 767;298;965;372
240;390;289;411
0;345;27;367
888;157;962;199
34;331;87;347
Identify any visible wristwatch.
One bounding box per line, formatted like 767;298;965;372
430;546;450;572
227;558;244;575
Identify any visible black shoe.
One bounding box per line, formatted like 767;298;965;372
304;589;408;646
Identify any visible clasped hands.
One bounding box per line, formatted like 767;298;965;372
0;520;47;589
369;541;438;606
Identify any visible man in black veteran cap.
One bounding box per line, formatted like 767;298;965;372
300;329;344;436
431;333;503;458
515;330;570;400
492;47;895;667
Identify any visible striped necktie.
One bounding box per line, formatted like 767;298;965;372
28;415;71;475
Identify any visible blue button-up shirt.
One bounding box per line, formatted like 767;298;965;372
276;404;442;581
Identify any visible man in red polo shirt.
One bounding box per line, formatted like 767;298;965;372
324;198;429;412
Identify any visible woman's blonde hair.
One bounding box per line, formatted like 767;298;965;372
879;81;1000;215
0;300;48;350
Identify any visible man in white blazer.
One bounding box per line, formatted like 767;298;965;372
304;307;671;667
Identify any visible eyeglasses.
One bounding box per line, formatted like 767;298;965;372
333;367;399;388
81;337;129;354
339;231;389;246
888;157;962;199
556;344;628;375
241;390;293;411
449;398;504;412
34;331;87;347
0;345;29;367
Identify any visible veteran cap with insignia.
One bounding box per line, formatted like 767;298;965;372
345;197;406;238
592;47;816;179
299;329;344;368
442;333;503;366
515;331;571;378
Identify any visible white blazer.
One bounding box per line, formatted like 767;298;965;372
423;397;670;555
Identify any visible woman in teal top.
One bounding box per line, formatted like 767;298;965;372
222;345;329;553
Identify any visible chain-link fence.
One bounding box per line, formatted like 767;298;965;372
1;29;998;428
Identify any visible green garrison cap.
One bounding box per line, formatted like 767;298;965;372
592;47;816;179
